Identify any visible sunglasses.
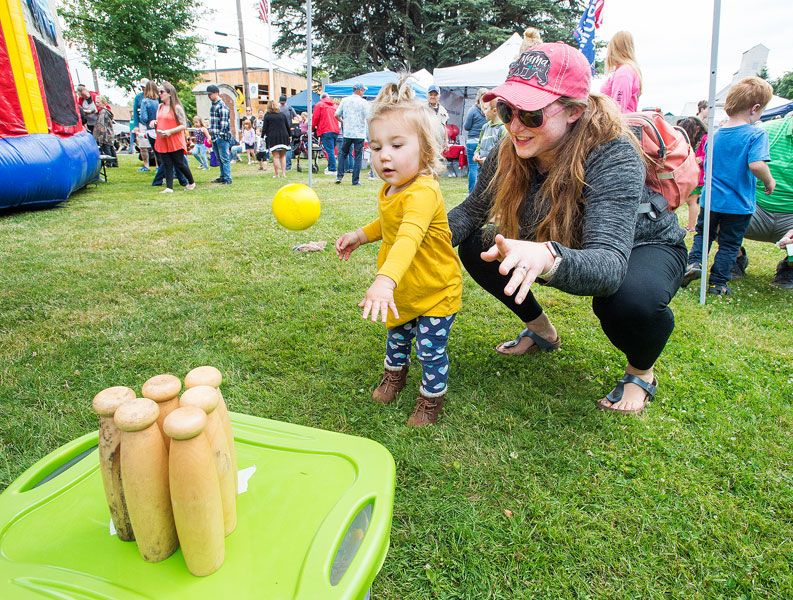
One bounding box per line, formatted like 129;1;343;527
496;99;565;128
158;90;168;95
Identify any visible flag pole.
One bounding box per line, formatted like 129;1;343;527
306;0;313;187
700;0;722;304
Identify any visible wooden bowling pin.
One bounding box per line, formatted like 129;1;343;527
180;386;236;536
184;366;237;489
141;374;181;450
91;386;136;542
164;406;225;576
114;399;178;562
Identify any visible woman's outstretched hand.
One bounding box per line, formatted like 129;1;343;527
481;234;555;305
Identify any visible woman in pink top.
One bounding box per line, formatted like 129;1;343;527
600;31;642;113
154;81;195;193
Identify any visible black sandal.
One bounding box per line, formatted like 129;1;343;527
495;328;561;356
598;374;657;415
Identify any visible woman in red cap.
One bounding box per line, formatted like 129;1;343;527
448;42;686;414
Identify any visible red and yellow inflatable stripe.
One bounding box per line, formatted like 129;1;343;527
0;0;48;134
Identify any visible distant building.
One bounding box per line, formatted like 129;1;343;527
680;44;789;118
197;62;313;113
715;44;769;100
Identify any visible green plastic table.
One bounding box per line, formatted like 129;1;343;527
0;412;395;599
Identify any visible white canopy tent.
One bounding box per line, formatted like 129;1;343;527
432;33;522;140
433;33;522;88
411;68;434;89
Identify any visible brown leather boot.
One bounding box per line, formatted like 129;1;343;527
406;394;444;427
371;366;408;404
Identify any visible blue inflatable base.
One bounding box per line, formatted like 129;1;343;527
0;132;100;210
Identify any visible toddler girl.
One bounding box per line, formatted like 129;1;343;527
190;116;211;170
335;82;462;427
241;119;256;164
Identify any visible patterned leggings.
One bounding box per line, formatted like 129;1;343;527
384;314;456;398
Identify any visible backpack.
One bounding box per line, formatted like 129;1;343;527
625;111;700;213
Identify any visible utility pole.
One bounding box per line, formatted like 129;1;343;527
91;67;100;93
235;0;251;107
306;0;313;187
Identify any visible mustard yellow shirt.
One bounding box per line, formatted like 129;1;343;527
361;176;462;329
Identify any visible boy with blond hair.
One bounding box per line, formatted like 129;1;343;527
682;76;776;295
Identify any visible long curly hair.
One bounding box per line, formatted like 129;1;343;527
368;79;445;179
488;93;630;248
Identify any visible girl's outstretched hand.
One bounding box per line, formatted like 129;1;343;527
359;275;399;323
335;229;365;261
481;234;555;305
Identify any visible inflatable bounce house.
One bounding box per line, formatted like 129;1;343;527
0;0;99;210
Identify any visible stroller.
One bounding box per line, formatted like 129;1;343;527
290;126;321;174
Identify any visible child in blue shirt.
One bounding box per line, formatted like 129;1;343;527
682;77;776;295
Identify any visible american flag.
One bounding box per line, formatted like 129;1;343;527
258;0;269;24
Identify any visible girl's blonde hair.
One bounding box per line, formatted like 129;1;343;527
519;28;543;53
488;93;630;248
605;31;643;94
368;80;444;179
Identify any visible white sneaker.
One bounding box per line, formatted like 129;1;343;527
324;169;335;175
160;188;174;194
185;183;196;190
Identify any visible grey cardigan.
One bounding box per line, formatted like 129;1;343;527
448;137;686;297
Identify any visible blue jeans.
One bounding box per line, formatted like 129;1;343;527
465;140;479;193
688;208;753;286
385;315;456;397
214;138;232;182
191;144;208;169
337;137;364;184
286;148;293;169
321;132;338;171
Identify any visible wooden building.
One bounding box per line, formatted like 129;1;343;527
197;66;314;112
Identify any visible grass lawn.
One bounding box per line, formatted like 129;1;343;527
1;155;791;598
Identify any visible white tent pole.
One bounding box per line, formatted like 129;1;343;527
306;0;313;187
700;0;721;304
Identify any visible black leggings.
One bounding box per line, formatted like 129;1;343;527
160;150;194;189
458;230;686;370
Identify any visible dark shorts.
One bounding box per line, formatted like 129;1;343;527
245;143;255;150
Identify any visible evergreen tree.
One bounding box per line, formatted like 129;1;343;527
771;71;793;100
273;0;579;79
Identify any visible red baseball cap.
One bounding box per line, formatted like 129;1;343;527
483;42;591;111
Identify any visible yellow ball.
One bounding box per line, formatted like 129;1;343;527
271;183;321;230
